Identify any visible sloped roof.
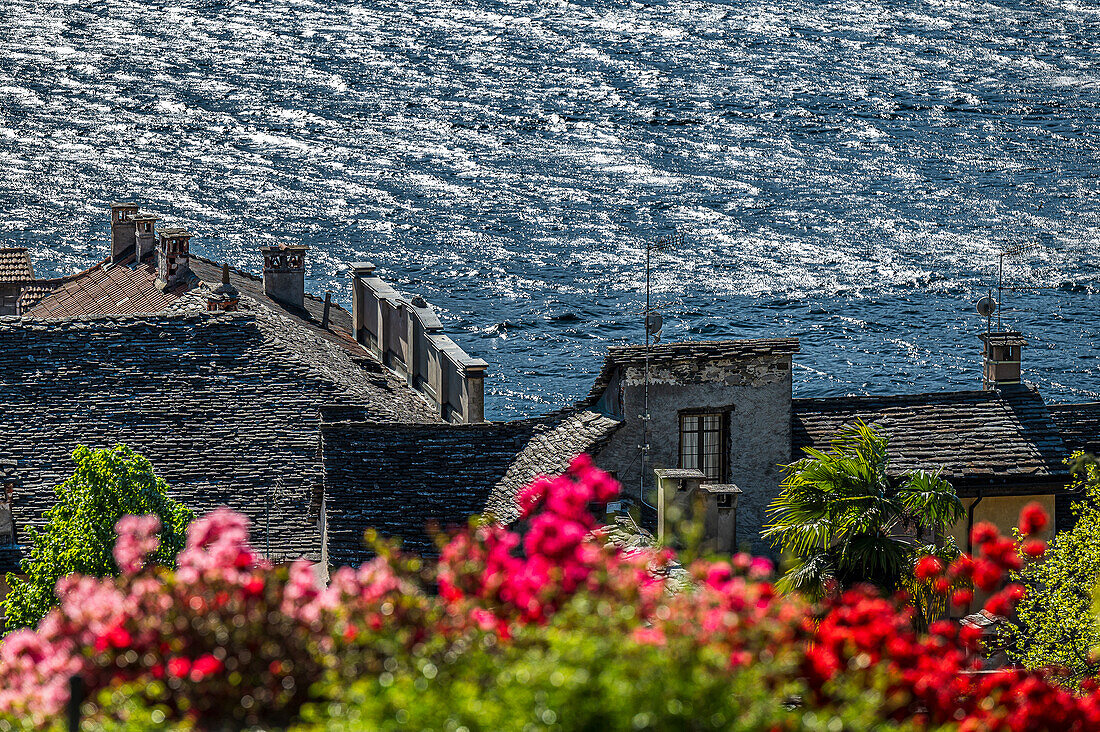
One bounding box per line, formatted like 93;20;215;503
187;255;359;354
24;256;187;318
15;284;55;315
318;408;621;565
0;305;439;571
1049;402;1100;456
21;252;362;355
0;249;32;283
484;410;622;523
792;385;1070;494
583;339;800;406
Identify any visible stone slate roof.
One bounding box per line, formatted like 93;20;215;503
0;306;439;573
792;385;1071;495
319;408;621;565
1049;402;1100;456
25;256;187;318
0;249;32;283
484;410;623;523
188;255;359;355
582;338;800;405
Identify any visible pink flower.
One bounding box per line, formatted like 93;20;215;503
113;514;161;574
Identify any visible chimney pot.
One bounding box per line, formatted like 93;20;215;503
262;244;309;309
980;331;1027;390
207;262;240;312
109;203;140;264
156;228;191;290
131;213;159;262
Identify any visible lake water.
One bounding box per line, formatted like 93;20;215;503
2;0;1099;418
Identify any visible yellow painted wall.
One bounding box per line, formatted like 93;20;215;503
945;494;1055;617
948;494;1056;549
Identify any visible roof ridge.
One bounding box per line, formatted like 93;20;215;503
25;256;109;288
1048;401;1100;410
189;252;341;309
793;389;996;405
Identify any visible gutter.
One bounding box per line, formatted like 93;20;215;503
966;488;984;555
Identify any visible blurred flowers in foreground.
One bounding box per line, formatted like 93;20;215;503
0;456;1092;731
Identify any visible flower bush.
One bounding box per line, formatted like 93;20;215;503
0;454;1096;730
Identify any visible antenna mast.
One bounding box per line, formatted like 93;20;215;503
639;232;680;507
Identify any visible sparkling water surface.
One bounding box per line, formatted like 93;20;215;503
2;0;1099;418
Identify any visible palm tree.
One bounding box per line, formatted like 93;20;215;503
764;420;964;602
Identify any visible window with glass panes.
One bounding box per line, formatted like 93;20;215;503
679;412;727;482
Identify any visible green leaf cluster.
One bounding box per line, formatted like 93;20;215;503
3;445;192;631
1009;453;1100;682
764;420;963;600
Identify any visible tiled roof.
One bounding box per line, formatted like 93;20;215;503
319;408;621;565
0;249;32;283
0;306;440;573
15;285;54;315
21;252;363;356
23;256;186;318
583;339;800;405
792;385;1070;493
1049;402;1100;456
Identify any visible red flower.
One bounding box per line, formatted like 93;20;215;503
970;522;999;548
1021;539;1046;558
106;625;131;649
1018;503;1049;537
915;556;944;581
951;588;974;608
167;657;191;678
244;576;265;597
190;654;223;681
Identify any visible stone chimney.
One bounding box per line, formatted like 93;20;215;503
207;263;240;312
156;228;191;290
0;459;19;546
110;203;140;264
132;214;159;262
261;244;308;309
980;331;1027;390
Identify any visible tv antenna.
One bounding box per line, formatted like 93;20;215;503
975;240;1043;335
640;231;684;505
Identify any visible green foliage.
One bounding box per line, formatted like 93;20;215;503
764;420;963;600
3;445;192;631
296;595;917;732
1009;452;1100;682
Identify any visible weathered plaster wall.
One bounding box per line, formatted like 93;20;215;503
594;355;793;555
949;494;1056;548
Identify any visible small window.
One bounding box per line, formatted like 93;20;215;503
717;494;733;509
679;412;727;482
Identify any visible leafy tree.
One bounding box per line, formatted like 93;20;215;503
4;445;192;631
764;420;964;604
1009;453;1100;682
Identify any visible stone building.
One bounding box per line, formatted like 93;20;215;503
0;204;486;577
3;202;1099;580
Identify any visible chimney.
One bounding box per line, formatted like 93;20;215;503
980;331;1027;390
206;263;240;312
261;244;308;309
132;214;159;262
0;459;18;546
156;228;191;290
109;203;140;264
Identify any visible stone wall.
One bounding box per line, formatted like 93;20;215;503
350;263;487;423
594;353;794;555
